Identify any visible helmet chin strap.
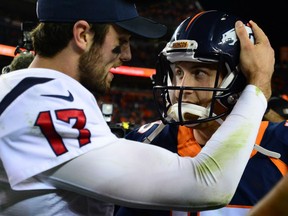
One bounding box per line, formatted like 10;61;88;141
143;103;222;143
167;103;224;126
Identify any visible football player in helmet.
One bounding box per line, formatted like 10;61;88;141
153;10;252;127
0;0;274;214
116;10;287;216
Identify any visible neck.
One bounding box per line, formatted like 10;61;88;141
29;48;80;81
192;120;221;145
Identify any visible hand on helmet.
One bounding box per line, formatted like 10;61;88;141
235;20;274;100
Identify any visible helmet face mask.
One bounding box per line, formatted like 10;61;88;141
153;10;253;126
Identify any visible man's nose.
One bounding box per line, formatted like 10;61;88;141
175;74;194;100
120;45;132;62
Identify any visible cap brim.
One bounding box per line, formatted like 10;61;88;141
116;16;167;39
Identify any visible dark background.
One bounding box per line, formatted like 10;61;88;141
1;0;288;124
200;0;288;58
1;0;288;63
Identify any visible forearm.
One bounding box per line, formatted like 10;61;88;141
263;108;285;122
39;85;267;211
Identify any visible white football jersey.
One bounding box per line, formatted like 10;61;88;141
0;68;117;215
0;68;117;190
0;68;268;215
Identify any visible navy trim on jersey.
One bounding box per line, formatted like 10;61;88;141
0;77;54;116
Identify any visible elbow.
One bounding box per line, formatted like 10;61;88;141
204;189;234;209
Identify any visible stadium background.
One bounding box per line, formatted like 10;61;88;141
1;0;288;129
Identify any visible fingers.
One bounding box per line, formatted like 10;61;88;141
235;21;252;46
248;20;270;46
235;20;275;100
235;20;270;47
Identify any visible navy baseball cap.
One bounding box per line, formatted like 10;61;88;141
36;0;167;39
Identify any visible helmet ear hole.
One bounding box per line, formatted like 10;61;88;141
227;93;240;105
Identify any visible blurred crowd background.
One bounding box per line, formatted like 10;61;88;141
1;0;288;130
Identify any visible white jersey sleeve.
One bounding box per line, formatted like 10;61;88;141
39;85;266;211
0;68;118;189
0;68;267;211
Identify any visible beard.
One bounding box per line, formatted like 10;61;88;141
78;45;109;95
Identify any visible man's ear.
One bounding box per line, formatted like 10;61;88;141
72;20;94;52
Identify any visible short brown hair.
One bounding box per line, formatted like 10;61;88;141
31;22;109;57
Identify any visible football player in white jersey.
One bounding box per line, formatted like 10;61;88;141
0;0;274;215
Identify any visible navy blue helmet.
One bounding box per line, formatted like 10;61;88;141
153;10;254;126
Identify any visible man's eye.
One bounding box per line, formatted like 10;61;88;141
112;46;121;54
175;69;183;77
195;70;207;78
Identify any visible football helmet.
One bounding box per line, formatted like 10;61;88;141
153;10;255;126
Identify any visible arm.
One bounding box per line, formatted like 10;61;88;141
263;108;285;122
39;85;266;211
247;175;288;216
38;21;274;211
